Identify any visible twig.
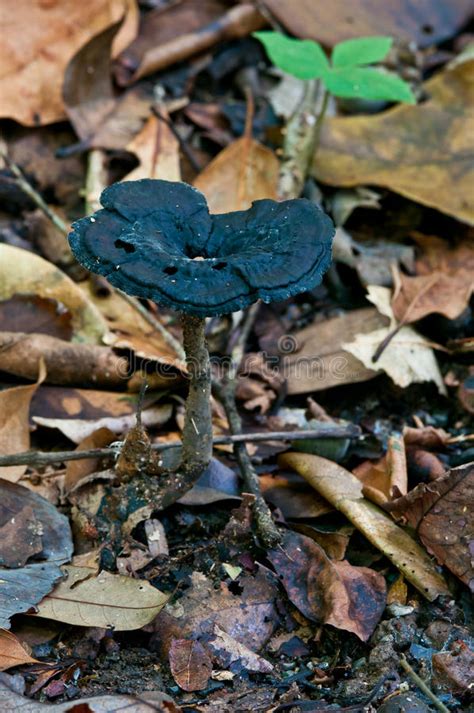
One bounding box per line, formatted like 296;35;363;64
118;290;186;361
215;303;282;548
1;152;69;235
0;426;360;468
151;106;203;174
399;656;450;713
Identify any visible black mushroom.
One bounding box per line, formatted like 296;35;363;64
69;179;334;491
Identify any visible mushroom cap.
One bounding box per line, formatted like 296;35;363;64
69;179;334;317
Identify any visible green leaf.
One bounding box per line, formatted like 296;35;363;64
323;67;416;104
332;36;393;68
253;31;329;80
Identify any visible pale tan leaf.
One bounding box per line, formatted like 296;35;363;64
279;452;450;600
0;361;46;482
33;565;169;630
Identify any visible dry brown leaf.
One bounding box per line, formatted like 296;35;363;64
64;427;116;493
314;60;474;225
194;135;279;213
124;113;181;182
33;565;169;630
282;308;387;395
0;361;46;482
0;0;137;126
261;0;473;48
0;630;38;672
392;234;474;322
279;452;450;600
0;245;108;344
169;639;213;692
268;530;386;641
386;463;474;591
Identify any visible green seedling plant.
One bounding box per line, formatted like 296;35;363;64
254;32;416;154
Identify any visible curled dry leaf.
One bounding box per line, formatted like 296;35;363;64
0;360;46;482
0;332;128;387
33;565;169;630
0;673;181;712
0;0;137;126
64;427;116;494
0;630;38;672
314;60;474;225
0;480;73;629
268;530;386;642
169;639;213;692
279;452;450;600
0;245;108;344
386;462;474;591
193;135;279;213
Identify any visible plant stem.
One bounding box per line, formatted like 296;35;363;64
180;315;213;479
312;87;329;162
400;656;450;713
278;79;325;200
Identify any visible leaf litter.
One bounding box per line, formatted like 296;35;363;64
0;1;473;709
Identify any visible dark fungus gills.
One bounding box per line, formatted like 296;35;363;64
69;179;334;495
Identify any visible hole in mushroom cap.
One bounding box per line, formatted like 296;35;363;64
163;266;178;275
114;239;135;253
212;261;227;270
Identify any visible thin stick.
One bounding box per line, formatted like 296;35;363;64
399;656;450;713
118;290;186;361
2;152;69;235
0;426;360;468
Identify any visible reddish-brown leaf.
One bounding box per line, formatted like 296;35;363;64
268;530;386;641
169;639;213;692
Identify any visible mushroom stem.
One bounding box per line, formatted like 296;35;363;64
180;315;213;479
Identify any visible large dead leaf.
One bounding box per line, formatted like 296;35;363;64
123;113;181;182
0;630;38;672
314;61;474;225
0;0;137;126
261;0;473;48
0;362;45;482
279;452;450;600
194;135;279;213
0;245;108;344
343;286;446;394
0;480;73;629
268;530;386;641
33;565;169;630
282;308;387;395
386;463;474;591
0;675;181;712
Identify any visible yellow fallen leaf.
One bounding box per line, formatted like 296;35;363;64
314;60;474;225
33;565;169;630
0;245;108;344
279;452;450;601
124;112;181;182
